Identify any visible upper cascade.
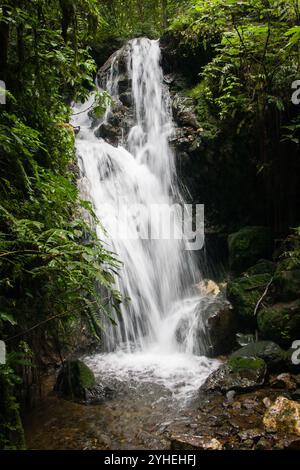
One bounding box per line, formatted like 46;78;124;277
72;38;211;355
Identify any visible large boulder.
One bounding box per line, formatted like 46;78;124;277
263;396;300;436
230;341;287;372
175;285;236;357
227;273;272;328
200;357;267;394
228;226;273;274
54;360;113;404
205;299;237;357
273;260;300;302
257;300;300;348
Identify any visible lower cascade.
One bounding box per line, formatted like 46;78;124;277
72;38;219;401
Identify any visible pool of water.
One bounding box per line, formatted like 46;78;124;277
24;352;219;450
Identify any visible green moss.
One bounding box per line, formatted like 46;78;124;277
76;361;96;389
273;265;300;302
247;260;276;276
228;226;273;274
227;273;272;327
228;356;266;372
257;300;300;347
54;360;96;400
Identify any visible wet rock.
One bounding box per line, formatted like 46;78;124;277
263;396;300;436
236;333;256;347
238;428;263;442
170;434;223;450
226;390;236;402
242;398;257;410
256;437;271;450
241;439;254;449
257;299;300;347
95;122;120;146
54;360;114;404
175;293;235;357
230;341;287;372
263;397;272;409
119;92;133;107
205;299;236;357
117;76;132;94
172;94;200;129
228;226;273;275
269;373;297;391
194;279;222;297
201;357;266;394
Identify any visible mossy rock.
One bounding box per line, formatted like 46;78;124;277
230;341;287;372
54;360;96;400
247;260;276;276
257;300;300;348
273;262;300;302
228;356;266;372
228;226;273;274
227;273;272;328
201;357;267;394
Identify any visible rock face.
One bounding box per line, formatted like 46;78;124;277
263;396;300;436
201;357;267;394
228;226;273;274
170;435;223;450
230;341;287;372
54;360;114;404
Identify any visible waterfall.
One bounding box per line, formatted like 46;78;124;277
72;39;219;399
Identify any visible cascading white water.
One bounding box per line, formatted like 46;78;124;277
72;38;219;400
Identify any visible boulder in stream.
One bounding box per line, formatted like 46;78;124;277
230;341;287;372
201;357;267;394
54;360;114;404
263;396;300;436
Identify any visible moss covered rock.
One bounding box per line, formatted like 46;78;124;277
247;260;276;276
257;300;300;347
201;357;267;394
228;356;266;372
228;226;273;274
54;360;96;400
273;261;300;302
230;341;287;371
227;273;272;328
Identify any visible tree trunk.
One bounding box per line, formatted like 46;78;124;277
161;0;168;28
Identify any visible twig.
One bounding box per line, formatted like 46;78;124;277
254;277;273;316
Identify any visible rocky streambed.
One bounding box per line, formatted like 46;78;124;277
23;364;300;451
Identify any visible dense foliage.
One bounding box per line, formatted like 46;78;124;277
0;0;121;449
167;0;300;233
